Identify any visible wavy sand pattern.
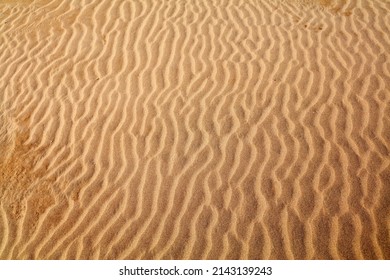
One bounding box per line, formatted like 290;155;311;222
0;0;389;259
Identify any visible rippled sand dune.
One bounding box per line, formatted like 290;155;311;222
0;0;389;259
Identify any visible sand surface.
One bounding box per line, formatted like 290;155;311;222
0;0;389;259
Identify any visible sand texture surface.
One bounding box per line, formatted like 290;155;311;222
0;0;389;260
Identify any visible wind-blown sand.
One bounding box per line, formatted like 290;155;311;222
0;0;389;260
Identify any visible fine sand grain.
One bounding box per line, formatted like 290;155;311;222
0;0;389;259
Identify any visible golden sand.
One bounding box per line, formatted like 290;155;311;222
0;0;389;259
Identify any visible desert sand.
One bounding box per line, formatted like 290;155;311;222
0;0;389;260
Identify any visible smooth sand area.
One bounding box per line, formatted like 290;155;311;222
0;0;389;259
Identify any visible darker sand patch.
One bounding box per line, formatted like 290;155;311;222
0;114;54;224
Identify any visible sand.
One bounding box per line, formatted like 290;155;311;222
0;0;389;260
